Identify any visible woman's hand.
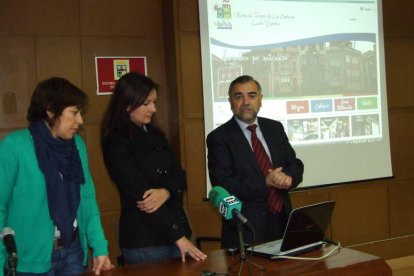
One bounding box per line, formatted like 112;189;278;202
137;188;170;213
92;256;114;275
175;236;207;262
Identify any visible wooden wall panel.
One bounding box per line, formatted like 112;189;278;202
84;124;120;212
178;0;200;32
389;179;414;236
382;0;414;37
186;205;221;251
179;34;204;118
0;0;79;35
352;235;414;260
36;37;83;86
79;0;163;37
76;124;121;265
388;109;414;179
0;37;36;128
330;182;389;245
183;118;207;205
80;37;167;125
161;0;181;157
99;211;121;264
290;188;331;208
384;39;414;108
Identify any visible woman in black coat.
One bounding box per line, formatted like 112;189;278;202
101;72;206;265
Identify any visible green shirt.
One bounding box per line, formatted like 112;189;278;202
0;129;108;274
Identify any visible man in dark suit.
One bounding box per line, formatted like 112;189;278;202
206;75;304;249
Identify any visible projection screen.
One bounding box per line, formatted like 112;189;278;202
199;0;393;188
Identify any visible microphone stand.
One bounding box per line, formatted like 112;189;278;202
228;222;266;276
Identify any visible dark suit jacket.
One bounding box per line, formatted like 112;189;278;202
206;117;304;248
102;123;191;249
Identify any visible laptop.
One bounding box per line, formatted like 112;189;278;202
246;200;335;259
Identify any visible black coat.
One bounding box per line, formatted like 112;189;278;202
103;124;191;248
206;117;304;248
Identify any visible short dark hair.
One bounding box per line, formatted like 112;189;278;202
27;77;88;127
228;75;262;97
100;72;159;142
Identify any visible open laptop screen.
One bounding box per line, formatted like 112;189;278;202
281;201;335;252
247;201;335;258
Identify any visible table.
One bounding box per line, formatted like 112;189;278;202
82;245;391;275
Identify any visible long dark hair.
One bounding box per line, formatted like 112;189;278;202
27;77;88;128
100;72;159;143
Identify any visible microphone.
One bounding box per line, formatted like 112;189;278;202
1;227;18;271
208;186;251;227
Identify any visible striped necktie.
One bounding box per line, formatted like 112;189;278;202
247;124;283;214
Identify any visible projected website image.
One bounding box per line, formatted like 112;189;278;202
200;0;392;187
213;41;377;99
352;114;380;137
287;118;319;142
320;116;350;139
211;40;382;145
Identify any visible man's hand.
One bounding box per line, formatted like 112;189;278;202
266;167;292;189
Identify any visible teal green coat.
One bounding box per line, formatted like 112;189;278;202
0;129;108;274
